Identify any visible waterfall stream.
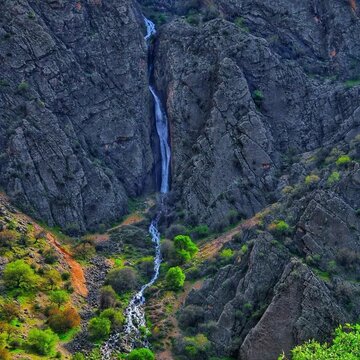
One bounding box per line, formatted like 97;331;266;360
101;17;170;359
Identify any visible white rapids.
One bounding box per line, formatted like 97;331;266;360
101;17;170;359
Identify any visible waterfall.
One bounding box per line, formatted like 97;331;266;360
101;17;170;359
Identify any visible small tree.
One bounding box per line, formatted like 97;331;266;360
43;269;62;290
3;260;39;291
88;317;111;341
165;267;186;290
174;235;198;264
100;286;117;309
127;348;155;360
48;307;81;333
27;328;58;355
72;353;85;360
100;308;125;330
49;290;70;308
106;267;138;294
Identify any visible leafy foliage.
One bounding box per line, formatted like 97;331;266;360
106;267;138;294
88;317;111;341
278;324;360;360
27;328;58;355
127;348;155;360
166;267;186;290
174;235;198;264
3;260;39;291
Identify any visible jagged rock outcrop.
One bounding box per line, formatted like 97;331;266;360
0;0;156;232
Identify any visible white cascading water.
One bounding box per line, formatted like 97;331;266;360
101;17;170;359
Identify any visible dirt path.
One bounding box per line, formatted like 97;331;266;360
198;216;259;260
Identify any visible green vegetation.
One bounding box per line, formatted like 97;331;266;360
234;17;249;32
166;266;186;290
336;155;351;166
17;80;29;92
88;316;111;341
127;348;155;360
279;324;360;359
345;78;360;88
105;267;139;294
174;235;198;264
100;308;125;330
305;174;320;186
269;220;290;235
252;89;264;107
220;248;234;259
183;334;211;359
3;259;40;292
327;171;340;186
28;328;58;355
50;290;70;307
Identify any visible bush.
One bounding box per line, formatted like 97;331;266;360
27;328;58;355
191;225;209;239
165;267;186;290
0;349;11;360
49;290;70;308
72;353;85;360
3;260;40;291
252;89;264;106
100;308;125;330
0;301;20;321
106;267;138;294
327;171;340;186
268;220;290;235
183;334;211;359
48;307;80;333
100;286;117;309
17;80;29;92
43;269;62;290
88;317;111;341
336;155;351;166
0;229;17;247
305;174;320;186
278;324;360;360
174;235;198;264
220;249;234;259
127;348;155;360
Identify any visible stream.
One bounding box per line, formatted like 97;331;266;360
101;17;171;359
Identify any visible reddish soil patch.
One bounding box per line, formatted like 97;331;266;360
350;0;357;12
0;193;88;297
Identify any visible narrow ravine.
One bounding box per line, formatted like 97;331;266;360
101;17;171;359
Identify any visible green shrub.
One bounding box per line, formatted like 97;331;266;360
220;249;234;259
72;353;85;360
252;89;264;106
336;155;351;166
17;80;29;92
183;334;211;359
191;225;209;239
278;324;360;360
305;174;320;186
327;171;340;186
49;290;70;308
241;244;248;254
269;220;290;235
27;328;58;355
174;235;198;264
88;317;111;341
165;267;186;290
100;285;117;309
105;267;138;294
100;308;125;330
3;259;40;291
127;348;155;360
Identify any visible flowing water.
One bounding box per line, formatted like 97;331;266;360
101;17;170;359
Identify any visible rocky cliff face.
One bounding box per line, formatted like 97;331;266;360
151;0;360;228
0;0;156;233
